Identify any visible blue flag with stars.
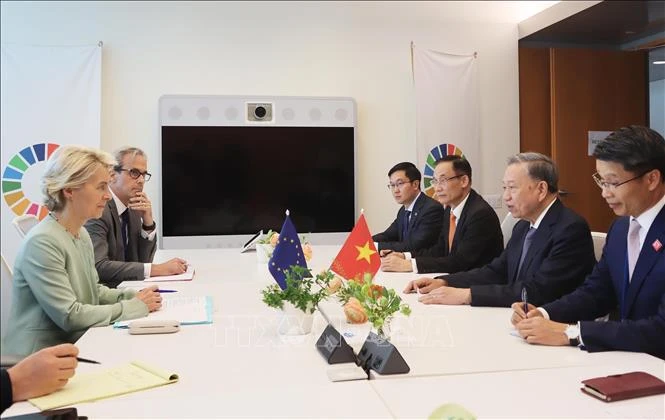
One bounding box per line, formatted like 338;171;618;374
269;213;308;290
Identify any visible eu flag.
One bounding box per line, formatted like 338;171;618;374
269;213;308;289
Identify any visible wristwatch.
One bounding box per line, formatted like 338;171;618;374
564;324;580;347
142;221;156;231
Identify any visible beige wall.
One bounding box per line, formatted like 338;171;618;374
1;1;527;233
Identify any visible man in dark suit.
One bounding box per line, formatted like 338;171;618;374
372;162;443;252
85;147;187;287
513;126;665;359
380;156;503;273
406;152;596;308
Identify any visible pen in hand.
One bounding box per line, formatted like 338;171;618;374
156;289;178;293
521;287;528;318
77;357;101;364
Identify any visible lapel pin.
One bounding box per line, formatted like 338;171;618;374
653;239;663;252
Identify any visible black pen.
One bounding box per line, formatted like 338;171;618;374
521;287;528;318
77;357;101;364
382;250;393;257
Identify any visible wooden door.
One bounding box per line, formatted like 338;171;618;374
549;48;647;232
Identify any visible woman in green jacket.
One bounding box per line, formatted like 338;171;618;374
4;145;162;356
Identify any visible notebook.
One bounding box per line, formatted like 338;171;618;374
114;295;213;328
581;371;665;402
28;361;178;410
144;265;195;282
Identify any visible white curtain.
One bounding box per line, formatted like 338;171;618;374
411;43;479;196
0;44;102;267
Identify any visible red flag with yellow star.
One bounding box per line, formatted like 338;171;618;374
330;213;380;282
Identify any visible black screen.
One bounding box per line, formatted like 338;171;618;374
161;126;355;236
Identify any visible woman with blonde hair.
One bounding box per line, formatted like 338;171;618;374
4;145;161;356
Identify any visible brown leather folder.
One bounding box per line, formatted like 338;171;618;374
581;371;665;402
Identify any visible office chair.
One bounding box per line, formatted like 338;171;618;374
500;212;519;248
12;214;40;238
590;231;607;262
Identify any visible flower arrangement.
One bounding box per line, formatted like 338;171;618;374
261;265;334;314
258;230;312;261
334;273;411;338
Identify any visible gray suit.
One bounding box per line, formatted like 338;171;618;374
85;200;157;287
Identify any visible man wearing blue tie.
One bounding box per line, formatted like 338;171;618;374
372;162;444;252
406;153;596;307
512;126;665;359
85;147;187;287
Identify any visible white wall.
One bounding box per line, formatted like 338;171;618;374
650;79;665;137
1;1;524;234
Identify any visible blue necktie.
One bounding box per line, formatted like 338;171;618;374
402;210;411;240
516;227;536;280
121;210;129;261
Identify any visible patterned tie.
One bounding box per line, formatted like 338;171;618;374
516;227;536;280
402;210;411;240
448;212;457;250
121;210;129;261
627;218;641;282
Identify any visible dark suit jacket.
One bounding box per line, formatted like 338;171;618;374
442;199;596;308
413;189;503;274
543;204;665;359
85;200;157;287
372;192;443;252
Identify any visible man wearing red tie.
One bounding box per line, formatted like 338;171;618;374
512;126;665;360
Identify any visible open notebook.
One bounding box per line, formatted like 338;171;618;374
29;361;178;411
114;295;213;328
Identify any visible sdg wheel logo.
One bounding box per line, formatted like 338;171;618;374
2;143;61;220
422;143;464;198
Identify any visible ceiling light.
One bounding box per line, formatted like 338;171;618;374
654;61;665;65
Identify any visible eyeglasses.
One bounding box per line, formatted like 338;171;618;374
592;171;648;191
387;180;414;190
430;174;463;187
117;168;151;182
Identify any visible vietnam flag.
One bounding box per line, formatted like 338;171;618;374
330;213;380;282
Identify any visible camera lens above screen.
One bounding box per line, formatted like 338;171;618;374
254;106;267;119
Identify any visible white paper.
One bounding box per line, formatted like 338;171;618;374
144;266;195;282
115;295;210;327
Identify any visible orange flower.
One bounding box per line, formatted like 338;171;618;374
343;297;368;324
367;284;384;299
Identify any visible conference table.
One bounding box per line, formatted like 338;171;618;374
3;246;664;419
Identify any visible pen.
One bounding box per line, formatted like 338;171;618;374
521;287;528;317
157;289;178;293
382;250;393;257
77;357;101;364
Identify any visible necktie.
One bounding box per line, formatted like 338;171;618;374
402;210;411;239
516;227;536;280
627;219;641;282
448;212;457;251
121;210;129;261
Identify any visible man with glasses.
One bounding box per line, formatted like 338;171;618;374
85;147;187;287
512;126;665;359
372;162;443;252
381;156;503;274
406;152;596;308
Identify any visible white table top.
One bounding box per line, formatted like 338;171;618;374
3;245;663;419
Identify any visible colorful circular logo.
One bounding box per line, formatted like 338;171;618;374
2;143;60;220
423;143;464;198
